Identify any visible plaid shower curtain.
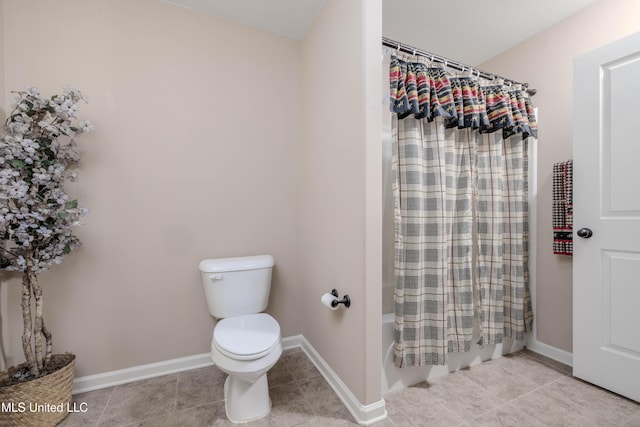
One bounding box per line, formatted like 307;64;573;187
390;53;536;367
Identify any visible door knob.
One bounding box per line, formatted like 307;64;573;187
577;228;593;238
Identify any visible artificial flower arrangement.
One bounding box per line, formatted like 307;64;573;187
0;86;92;383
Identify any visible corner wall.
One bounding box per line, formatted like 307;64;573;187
0;0;6;372
1;0;302;376
479;0;640;353
0;0;387;412
300;0;382;405
0;0;4;124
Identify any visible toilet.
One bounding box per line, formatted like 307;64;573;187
199;254;281;423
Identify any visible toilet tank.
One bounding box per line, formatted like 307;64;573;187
199;255;274;319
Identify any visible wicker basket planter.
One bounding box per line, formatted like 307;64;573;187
0;354;75;427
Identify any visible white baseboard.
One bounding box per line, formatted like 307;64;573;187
281;334;302;351
72;353;214;395
525;333;573;367
289;335;387;426
72;335;387;426
72;333;567;425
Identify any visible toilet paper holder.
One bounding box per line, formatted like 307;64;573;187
330;289;351;308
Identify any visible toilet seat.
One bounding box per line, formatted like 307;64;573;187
213;313;280;361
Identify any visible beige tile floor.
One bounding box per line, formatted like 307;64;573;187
60;348;640;427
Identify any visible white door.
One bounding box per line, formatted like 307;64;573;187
573;31;640;402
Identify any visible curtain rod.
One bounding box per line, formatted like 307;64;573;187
382;37;537;96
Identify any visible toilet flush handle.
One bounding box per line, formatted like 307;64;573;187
210;274;223;280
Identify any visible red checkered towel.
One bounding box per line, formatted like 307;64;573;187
552;160;573;256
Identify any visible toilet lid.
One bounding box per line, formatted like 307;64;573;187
214;313;280;359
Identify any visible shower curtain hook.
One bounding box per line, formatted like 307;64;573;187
396;43;401;54
412;48;416;58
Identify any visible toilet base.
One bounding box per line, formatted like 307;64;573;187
224;373;271;423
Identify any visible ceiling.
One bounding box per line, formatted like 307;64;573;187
161;0;325;40
162;0;599;65
383;0;599;65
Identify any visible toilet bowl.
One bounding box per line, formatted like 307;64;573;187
210;313;282;422
199;255;280;423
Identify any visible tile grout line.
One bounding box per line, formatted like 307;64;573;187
421;372;506;422
489;354;569;394
501;376;565;406
463;380;554;426
457;357;568;423
456;362;540;400
171;373;179;418
496;354;567;383
386;415;398;426
93;386;116;427
419;387;470;427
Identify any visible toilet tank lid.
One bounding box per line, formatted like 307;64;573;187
199;255;274;273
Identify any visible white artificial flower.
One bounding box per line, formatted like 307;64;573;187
9;181;29;198
37;226;52;237
0;86;91;272
25;86;40;97
38;120;57;133
79;120;95;133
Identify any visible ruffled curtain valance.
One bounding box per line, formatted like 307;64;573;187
389;54;538;139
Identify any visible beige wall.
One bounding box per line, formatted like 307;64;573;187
480;0;640;352
0;0;386;407
362;0;383;405
300;0;382;405
0;1;5;373
2;0;302;376
0;0;4;124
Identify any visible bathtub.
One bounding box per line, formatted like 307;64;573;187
381;313;524;394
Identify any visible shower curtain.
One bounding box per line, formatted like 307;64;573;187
390;53;536;367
